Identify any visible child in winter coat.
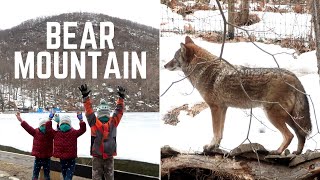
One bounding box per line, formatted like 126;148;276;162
78;84;125;180
46;112;86;180
16;112;54;180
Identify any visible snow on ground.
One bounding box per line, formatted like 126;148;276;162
160;4;312;39
0;0;159;29
160;35;320;154
0;112;160;164
241;11;312;39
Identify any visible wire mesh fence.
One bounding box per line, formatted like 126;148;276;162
160;1;320;179
160;0;315;52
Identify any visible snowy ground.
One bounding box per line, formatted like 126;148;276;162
0;0;159;29
160;4;312;40
160;35;320;154
0;112;160;164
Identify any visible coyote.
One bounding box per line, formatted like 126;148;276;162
164;36;311;155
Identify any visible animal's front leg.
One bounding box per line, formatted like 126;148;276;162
203;105;227;152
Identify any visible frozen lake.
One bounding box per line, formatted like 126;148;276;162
0;112;160;164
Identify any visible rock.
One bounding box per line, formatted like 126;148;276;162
0;172;9;178
289;151;320;167
265;154;295;165
283;149;290;156
230;143;268;157
0;171;9;178
202;148;228;156
0;171;19;180
161;145;180;158
8;177;19;180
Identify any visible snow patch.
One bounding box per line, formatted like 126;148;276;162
160;36;320;154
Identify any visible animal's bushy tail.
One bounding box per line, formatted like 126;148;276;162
292;81;312;137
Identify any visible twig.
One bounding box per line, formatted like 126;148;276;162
243;109;276;132
160;76;189;97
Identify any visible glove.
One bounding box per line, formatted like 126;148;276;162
77;112;83;120
78;84;91;98
117;86;126;99
54;114;60;123
49;112;55;119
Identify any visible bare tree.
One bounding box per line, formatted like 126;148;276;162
239;0;250;25
228;0;236;39
311;0;320;77
196;0;210;3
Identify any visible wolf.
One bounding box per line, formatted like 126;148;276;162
164;36;311;155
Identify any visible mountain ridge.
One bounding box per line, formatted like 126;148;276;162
0;12;159;112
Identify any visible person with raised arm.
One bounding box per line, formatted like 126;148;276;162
78;84;125;180
16;112;54;180
46;112;86;180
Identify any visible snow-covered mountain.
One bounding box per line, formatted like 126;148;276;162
0;12;159;112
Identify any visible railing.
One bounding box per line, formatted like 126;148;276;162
0;150;159;180
50;160;159;180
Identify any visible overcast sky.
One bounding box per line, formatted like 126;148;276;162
0;0;159;29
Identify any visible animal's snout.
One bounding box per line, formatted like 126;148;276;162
164;58;181;71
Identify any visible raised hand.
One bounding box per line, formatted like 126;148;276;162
117;86;126;99
54;114;60;123
77;112;83;121
15;112;22;122
78;84;91;98
49;112;55;119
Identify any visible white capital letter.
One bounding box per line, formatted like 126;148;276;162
88;51;101;79
47;22;60;49
123;51;129;79
70;51;85;79
81;22;97;49
100;22;114;49
37;52;51;79
14;51;34;79
104;52;120;79
132;51;146;79
64;22;77;49
54;52;68;79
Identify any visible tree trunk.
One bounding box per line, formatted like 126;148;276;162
54;87;57;106
15;87;18;100
228;0;235;39
162;154;320;179
42;89;46;109
0;88;4;112
161;145;320;180
311;0;320;77
240;0;250;25
32;90;36;107
263;0;267;9
37;88;40;108
8;84;11;105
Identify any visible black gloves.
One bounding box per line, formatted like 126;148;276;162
79;84;125;99
78;84;91;98
117;86;126;99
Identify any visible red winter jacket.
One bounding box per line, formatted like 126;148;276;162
21;121;54;158
46;120;86;159
83;97;124;159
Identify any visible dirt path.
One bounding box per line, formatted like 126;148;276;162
0;160;31;179
0;151;89;180
0;160;89;180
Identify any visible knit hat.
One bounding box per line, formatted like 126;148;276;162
59;115;72;127
97;99;111;119
38;118;48;127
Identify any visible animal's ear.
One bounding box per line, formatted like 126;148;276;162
185;36;194;44
180;43;187;54
180;43;191;62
